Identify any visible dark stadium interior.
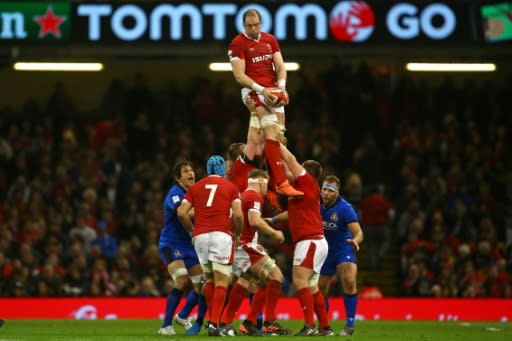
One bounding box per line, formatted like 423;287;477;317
0;0;511;299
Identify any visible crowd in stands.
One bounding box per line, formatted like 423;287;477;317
0;63;511;298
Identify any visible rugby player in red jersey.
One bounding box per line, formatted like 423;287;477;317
178;155;243;336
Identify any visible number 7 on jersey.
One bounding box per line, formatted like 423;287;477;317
205;184;218;207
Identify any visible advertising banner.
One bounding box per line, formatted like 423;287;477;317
0;2;71;41
0;297;510;321
0;1;506;46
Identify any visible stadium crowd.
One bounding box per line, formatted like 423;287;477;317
0;63;511;298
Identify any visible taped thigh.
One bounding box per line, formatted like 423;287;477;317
258;257;276;280
260;114;278;128
201;262;213;274
308;273;320;287
212;262;232;276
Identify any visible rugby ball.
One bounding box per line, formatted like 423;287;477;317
265;88;288;108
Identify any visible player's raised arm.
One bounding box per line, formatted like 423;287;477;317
279;143;304;180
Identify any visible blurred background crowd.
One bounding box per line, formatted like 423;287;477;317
0;62;511;298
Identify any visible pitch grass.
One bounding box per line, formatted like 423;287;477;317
0;319;510;341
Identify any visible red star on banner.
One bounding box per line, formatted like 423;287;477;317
34;7;66;38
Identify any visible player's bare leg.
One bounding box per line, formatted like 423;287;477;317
255;105;303;197
339;262;358;336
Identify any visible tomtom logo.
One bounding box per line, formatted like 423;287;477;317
75;1;455;42
329;1;375;42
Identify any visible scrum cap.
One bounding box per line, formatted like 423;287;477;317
206;155;226;176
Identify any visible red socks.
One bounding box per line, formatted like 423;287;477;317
296;287;315;326
221;283;248;325
203;281;214;320
265;280;281;322
210;285;227;327
313;290;330;329
265;139;286;185
247;287;267;324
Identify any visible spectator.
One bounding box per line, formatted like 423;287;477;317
91;220;117;262
359;184;394;269
69;216;96;253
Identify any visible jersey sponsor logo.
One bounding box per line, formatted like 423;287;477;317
323;220;338;231
251;53;272;63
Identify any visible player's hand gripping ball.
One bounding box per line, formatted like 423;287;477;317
265;88;289;108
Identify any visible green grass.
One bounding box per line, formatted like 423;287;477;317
0;319;510;341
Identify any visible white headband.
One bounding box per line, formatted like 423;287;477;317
248;178;269;184
322;182;339;193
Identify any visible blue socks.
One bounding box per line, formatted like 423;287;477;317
197;293;207;325
163;288;184;327
178;290;198;319
177;291;206;326
344;293;358;327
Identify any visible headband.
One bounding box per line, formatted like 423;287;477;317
322;182;339;193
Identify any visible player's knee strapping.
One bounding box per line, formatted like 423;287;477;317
170;267;188;281
260;114;278;128
249;112;262;131
258;258;277;280
190;274;203;284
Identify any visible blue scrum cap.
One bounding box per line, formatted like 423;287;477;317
206;155;226;176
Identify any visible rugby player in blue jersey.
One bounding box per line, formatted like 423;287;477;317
318;175;364;336
157;161;206;336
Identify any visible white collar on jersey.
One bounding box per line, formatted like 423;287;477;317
243;31;261;42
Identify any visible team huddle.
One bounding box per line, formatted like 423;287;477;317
157;8;363;337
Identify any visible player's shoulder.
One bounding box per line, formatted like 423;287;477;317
337;197;356;211
225;177;241;191
169;183;185;195
242;189;262;200
301;172;320;186
261;31;277;40
230;32;246;44
167;185;184;203
211;175;238;189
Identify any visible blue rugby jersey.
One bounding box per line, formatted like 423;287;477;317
159;184;192;246
321;197;359;250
